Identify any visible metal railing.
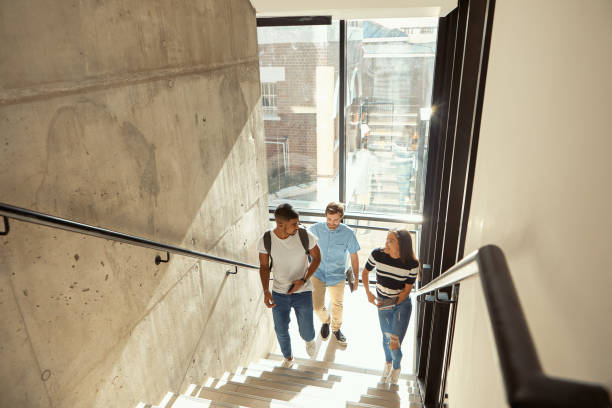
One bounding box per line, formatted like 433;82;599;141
416;245;611;408
0;202;258;273
275;208;423;225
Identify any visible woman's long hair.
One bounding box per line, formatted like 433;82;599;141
393;229;419;264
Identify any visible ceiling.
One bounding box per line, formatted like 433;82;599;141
250;0;457;19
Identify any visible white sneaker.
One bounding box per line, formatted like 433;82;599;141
388;368;401;385
305;340;317;358
281;357;294;368
381;363;392;382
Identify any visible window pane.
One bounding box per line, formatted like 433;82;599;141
345;18;438;217
257;23;340;211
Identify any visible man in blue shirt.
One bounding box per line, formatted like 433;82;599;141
309;202;360;345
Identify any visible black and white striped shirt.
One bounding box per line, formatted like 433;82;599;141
365;248;419;299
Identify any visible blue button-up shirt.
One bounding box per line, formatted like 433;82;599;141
309;222;360;286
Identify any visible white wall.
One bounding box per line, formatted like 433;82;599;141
447;0;612;406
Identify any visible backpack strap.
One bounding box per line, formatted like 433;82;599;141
298;227;312;262
297;227;310;254
263;230;273;270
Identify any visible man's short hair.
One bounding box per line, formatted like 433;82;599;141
274;203;299;221
325;201;345;217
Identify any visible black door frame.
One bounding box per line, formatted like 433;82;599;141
417;0;496;406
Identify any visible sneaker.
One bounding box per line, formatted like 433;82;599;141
281;357;294;368
305;340;317;358
388;368;401;385
333;329;347;346
381;363;392;382
320;323;330;341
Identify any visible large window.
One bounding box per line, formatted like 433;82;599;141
258;23;340;210
345;19;437;218
257;18;437;219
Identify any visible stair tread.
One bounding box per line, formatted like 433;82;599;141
256;359;416;390
265;354;416;381
204;379;366;408
248;362;342;381
167;394;238;408
244;366;411;391
198;386;300;408
225;371;417;406
229;373;402;401
239;368;336;388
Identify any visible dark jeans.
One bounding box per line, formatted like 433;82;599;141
378;297;412;369
271;291;315;359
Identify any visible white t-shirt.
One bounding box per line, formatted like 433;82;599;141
257;229;318;294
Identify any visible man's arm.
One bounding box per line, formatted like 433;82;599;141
350;252;359;276
305;244;321;280
349;252;359;290
259;253;275;308
288;244;321;294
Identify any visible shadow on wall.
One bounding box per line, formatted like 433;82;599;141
32;66;255;243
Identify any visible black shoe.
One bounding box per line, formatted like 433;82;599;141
333;329;347;345
321;323;330;340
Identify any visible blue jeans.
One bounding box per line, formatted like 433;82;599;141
271;291;315;359
378;297;412;369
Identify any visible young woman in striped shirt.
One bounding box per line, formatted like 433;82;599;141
362;229;420;384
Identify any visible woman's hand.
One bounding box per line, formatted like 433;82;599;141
366;290;378;306
395;292;408;304
395;283;413;304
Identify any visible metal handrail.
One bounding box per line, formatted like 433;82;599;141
415;249;480;296
416;245;611;408
268;207;423;225
268;217;418;233
0;202;258;271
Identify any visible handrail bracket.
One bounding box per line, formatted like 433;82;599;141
155;251;170;265
0;216;9;236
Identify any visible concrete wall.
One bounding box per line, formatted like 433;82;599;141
0;1;275;407
446;1;612;406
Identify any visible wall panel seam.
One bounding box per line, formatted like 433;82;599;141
7;275;56;408
0;57;260;107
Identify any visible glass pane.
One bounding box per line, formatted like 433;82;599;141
285;212;422;271
345;18;438;217
257;23;340;211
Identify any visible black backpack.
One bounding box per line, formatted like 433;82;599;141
263;227;310;270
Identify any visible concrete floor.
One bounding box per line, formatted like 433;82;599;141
274;285;417;374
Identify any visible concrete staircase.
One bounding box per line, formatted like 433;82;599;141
136;353;423;408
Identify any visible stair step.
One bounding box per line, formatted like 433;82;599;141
260;359;416;390
346;402;396;408
168;394;238;407
266;354;416;381
203;378;362;408
239;365;418;407
254;360;342;379
248;362;342;382
197;386;298;408
241;368;336;388
227;372;391;405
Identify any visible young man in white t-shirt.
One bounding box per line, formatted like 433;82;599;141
257;203;321;368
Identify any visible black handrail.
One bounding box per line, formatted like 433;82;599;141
268;207;424;225
417;245;611;408
0;202;258;271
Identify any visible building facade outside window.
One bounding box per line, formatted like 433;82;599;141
257;18;437;219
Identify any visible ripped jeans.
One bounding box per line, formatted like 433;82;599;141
377;297;412;369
